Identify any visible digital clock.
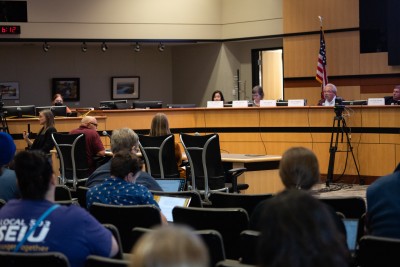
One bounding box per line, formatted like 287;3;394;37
0;25;21;34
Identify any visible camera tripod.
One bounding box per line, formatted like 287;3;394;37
0;112;9;134
326;107;361;188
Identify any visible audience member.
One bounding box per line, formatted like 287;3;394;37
23;109;57;154
52;93;72;113
86;150;167;223
130;225;209;267
0;150;118;267
384;85;400;105
149;113;185;178
365;163;400;238
85;128;162;191
70;116;106;174
257;189;351;267
211;90;225;102
252;85;264;107
317;83;342;106
0;132;20;201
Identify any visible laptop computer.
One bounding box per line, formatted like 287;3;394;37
342;218;360;253
154;178;186;192
154;195;191;222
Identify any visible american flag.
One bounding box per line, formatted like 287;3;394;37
316;27;328;86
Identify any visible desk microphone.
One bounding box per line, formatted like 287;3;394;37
102;130;111;139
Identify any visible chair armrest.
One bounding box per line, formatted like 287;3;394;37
227;168;246;193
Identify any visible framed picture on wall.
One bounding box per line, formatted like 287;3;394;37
0;81;20;100
112;76;140;99
52;78;80;101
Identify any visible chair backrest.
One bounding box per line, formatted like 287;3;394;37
0;198;6;209
55;185;73;201
103;223;124;260
76;186;89;209
356;235;400;267
85;255;130;267
52;133;90;190
209;192;274;217
138;134;180;178
0;251;70;267
239;230;260;265
131;227;225;267
319;196;366;219
89;203;162;253
180;133;226;196
172;206;249;260
151;190;203;207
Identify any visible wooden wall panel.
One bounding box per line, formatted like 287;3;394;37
360;53;400;75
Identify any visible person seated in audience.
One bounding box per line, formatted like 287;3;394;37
85;128;162;191
384;85;400;105
70;116;106;174
0;150;118;267
256;189;351;267
149;113;186;178
86;150;167;223
22;109;57;154
317;83;343;106
52;93;72;113
211;90;225;102
249;147;346;238
130;225;209;267
252;85;264;107
0;132;20;201
365;163;400;238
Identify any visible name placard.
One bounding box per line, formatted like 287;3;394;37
260;100;276;107
367;98;385;106
232;100;249;107
207;101;224;108
288;99;306;106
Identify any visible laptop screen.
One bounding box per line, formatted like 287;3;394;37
155;178;186;192
154;195;191;222
342;218;359;252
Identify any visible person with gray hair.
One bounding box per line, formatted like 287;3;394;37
317;83;341;106
85;128;162;192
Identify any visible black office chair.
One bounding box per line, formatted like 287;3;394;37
76;186;89;210
55;185;73;201
180;133;248;202
52;133;90;191
89;203;162;253
208;192;274;217
238;230;260;265
0;251;70;267
102;224;124;260
138;134;180;178
172;206;249;260
0;198;6;209
150;190;203;207
356;235;400;267
318;196;366;219
85;255;129;267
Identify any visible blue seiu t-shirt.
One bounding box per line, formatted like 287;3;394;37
0;199;112;267
86;177;160;209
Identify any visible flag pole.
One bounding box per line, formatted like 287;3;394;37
317;15;325;99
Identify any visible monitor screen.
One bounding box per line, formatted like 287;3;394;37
167;103;196;108
154;178;186;192
276;101;288;106
3;105;36;118
36;106;67;117
132;101;163;109
99;100;128;109
342;100;368;106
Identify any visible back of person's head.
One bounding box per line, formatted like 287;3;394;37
149;113;170;136
211;90;225;102
279;147;320;190
257;189;350;267
40;109;55;129
110;150;142;179
111;128;138;154
130;225;209;267
14;150;53;200
252;85;264;98
0;132;16;168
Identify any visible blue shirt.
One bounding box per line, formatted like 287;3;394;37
87;177;159;208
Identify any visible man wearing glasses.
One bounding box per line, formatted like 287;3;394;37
70;116;106;174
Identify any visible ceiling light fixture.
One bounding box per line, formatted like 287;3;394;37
101;42;108;52
42;42;50;52
81;42;88;52
134;42;141;52
158;42;165;52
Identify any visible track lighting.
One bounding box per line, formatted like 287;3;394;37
81;42;88;52
42;42;50;52
158;42;165;52
134;42;141;52
101;42;108;52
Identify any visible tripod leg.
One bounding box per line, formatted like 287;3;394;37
326;117;340;187
342;120;363;184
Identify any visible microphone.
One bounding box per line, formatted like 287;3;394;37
102;131;111;139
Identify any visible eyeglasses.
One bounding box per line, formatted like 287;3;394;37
90;122;98;127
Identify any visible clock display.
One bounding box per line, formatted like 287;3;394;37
0;25;21;34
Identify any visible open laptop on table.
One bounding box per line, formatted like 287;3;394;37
154;178;186;192
154;195;191;222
